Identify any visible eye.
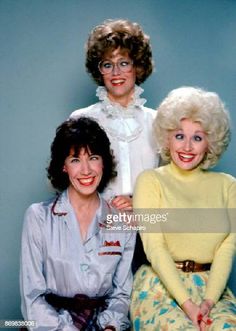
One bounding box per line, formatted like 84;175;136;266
90;155;100;161
102;61;112;69
71;158;80;163
119;60;130;67
193;135;203;142
175;133;184;140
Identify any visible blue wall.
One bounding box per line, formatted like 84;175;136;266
0;0;235;321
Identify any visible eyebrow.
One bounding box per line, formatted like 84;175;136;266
174;129;206;134
68;153;100;158
102;57;130;62
194;130;206;134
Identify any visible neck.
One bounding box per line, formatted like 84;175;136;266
67;187;100;212
169;161;202;180
107;90;134;107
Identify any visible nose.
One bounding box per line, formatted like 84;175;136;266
183;138;192;151
112;63;121;75
80;160;91;175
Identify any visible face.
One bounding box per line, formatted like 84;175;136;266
63;148;103;198
101;48;136;107
168;118;208;170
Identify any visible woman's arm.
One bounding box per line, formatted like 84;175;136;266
204;181;236;303
133;170;190;306
97;231;136;331
20;204;77;331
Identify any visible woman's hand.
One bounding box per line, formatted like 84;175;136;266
182;299;201;330
110;195;133;211
198;299;214;330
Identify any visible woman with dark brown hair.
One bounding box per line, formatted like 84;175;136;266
20;117;135;331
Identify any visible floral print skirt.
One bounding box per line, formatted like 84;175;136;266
130;265;236;331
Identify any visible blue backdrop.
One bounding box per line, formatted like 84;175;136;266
0;0;235;321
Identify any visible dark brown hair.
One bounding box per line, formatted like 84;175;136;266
47;117;117;192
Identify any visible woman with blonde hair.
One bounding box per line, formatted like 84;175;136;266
131;87;236;330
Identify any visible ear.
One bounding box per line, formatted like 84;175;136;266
63;165;67;173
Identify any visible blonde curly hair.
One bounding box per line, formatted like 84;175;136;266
153;86;231;169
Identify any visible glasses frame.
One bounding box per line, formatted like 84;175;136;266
98;59;134;75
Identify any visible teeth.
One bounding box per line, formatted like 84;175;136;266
112;79;124;84
79;178;93;184
179;154;194;159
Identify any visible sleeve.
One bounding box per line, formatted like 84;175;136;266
20;205;77;331
69;108;85;119
69;105;99;121
97;231;136;331
133;170;190;306
205;180;236;303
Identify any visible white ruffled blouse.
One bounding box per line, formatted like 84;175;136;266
70;85;159;199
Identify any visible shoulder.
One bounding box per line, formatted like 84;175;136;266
137;165;168;181
210;172;236;207
134;166;171;197
135;168;164;190
141;106;157;119
203;171;236;202
206;170;236;185
24;198;54;227
22;199;53;242
69;103;102;119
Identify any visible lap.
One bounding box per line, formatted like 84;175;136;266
131;265;236;331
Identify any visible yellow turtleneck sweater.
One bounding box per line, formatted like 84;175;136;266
133;162;236;305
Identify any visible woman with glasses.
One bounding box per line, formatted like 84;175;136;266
70;19;159;211
20;117;135;331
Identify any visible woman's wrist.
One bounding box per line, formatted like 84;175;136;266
202;298;214;309
181;298;201;326
181;298;194;311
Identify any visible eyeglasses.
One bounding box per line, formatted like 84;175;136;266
98;59;133;75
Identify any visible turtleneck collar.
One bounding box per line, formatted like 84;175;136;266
168;161;204;181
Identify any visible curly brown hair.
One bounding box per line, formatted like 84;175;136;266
85;19;154;86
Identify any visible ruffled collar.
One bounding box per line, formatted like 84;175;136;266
96;85;146;118
95;85;146;142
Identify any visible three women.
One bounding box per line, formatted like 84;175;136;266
20;18;236;330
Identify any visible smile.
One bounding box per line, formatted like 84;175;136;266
178;153;195;162
78;177;96;186
111;79;125;86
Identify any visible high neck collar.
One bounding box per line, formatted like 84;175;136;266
169;161;203;180
95;85;146;142
96;85;146;118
